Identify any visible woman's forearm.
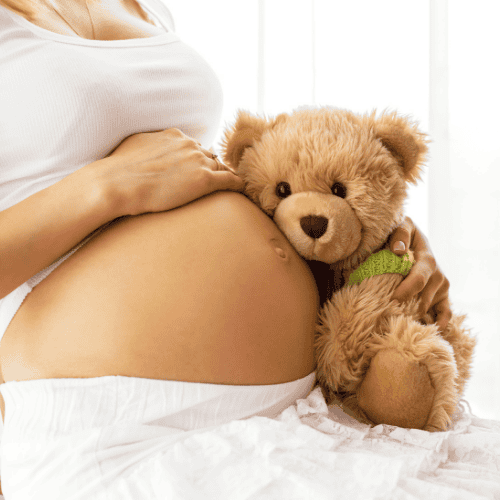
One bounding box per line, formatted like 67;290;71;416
0;126;245;301
0;160;115;300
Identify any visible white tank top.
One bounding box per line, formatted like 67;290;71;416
0;0;224;343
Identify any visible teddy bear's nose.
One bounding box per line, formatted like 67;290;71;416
300;215;328;239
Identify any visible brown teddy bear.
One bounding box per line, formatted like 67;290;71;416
221;106;477;432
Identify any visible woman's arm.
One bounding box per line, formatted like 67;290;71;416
0;128;243;300
0;162;113;300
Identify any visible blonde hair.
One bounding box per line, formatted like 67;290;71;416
0;1;155;25
0;1;37;21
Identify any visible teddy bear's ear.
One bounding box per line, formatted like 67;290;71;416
221;110;270;169
373;112;429;185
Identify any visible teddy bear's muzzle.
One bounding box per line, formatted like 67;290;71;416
274;191;362;264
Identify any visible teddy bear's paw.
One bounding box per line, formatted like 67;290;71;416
356;349;435;430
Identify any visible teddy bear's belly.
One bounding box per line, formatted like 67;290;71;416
0;191;319;386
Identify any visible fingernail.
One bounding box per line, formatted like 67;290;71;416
393;241;405;252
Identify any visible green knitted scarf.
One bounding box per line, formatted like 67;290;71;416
347;249;414;286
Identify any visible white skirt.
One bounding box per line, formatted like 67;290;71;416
0;372;316;499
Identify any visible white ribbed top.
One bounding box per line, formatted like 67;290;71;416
0;0;224;342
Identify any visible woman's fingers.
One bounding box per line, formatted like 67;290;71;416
208;168;245;192
199;148;237;174
198;146;212;158
388;216;414;256
432;296;453;334
416;271;446;318
213;155;237;174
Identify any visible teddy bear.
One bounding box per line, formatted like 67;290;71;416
220;106;477;432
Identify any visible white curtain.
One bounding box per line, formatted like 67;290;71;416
167;0;500;421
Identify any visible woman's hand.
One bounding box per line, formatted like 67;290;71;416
388;216;452;334
97;128;245;217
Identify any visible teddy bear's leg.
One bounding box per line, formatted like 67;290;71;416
354;314;461;431
356;349;435;429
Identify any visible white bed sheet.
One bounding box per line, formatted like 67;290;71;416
1;386;499;499
107;387;499;499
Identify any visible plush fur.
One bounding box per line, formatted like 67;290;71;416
221;106;477;432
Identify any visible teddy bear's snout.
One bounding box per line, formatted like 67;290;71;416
300;215;328;239
274;190;362;264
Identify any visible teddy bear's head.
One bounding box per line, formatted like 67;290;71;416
221;106;429;275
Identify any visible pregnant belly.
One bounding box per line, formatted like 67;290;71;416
0;191;319;386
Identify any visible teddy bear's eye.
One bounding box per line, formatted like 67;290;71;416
276;182;292;199
331;182;347;198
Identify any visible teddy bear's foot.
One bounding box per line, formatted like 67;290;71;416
356;349;435;429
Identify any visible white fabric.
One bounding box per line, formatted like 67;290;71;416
0;0;223;343
0;378;499;500
0;372;317;499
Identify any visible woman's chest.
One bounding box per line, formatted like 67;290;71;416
0;38;223;212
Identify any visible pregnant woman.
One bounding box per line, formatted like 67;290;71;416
0;0;452;497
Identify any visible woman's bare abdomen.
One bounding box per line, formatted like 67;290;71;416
0;191;319;388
